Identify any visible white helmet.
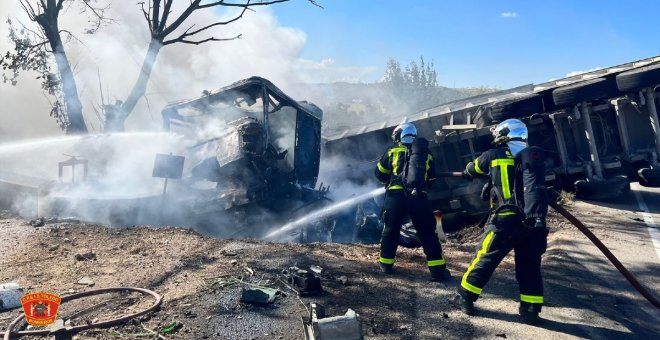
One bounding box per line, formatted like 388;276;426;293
491;119;528;156
392;123;417;144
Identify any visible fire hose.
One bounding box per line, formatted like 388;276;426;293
2;287;162;340
549;201;660;309
437;171;660;309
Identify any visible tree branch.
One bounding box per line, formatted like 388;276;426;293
152;0;161;32
158;0;174;31
198;0;290;9
139;2;153;33
163;33;242;46
180;5;248;38
160;0;201;38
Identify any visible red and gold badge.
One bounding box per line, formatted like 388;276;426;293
20;292;61;326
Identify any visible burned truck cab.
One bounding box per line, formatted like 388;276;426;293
161;77;324;234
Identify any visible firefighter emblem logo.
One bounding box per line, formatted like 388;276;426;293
20;292;61;326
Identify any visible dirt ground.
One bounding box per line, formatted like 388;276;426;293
1;194;659;339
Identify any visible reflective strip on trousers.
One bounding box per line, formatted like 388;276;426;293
461;230;495;295
520;294;544;304
380;257;395;265
427;259;446;267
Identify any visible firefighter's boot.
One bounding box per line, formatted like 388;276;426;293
455;293;475;316
519;302;541;325
380;263;395;275
429;265;452;282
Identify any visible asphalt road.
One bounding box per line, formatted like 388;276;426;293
536;183;659;339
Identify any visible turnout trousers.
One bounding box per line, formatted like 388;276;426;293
379;191;446;268
460;215;548;310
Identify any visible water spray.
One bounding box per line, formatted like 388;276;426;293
264;187;386;240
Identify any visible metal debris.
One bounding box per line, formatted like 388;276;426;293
283;267;322;296
240;286;280;305
302;303;363;340
310;265;324;274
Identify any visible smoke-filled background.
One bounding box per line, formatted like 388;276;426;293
0;1;441;241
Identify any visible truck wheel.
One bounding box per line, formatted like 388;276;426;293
638;167;660;187
489;94;545;123
552;78;616;107
399;222;422;248
574;175;630;200
616;63;660;92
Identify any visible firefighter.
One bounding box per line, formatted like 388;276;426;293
374;122;451;282
457;118;548;324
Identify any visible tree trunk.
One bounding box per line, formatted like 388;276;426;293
36;14;88;134
106;39;162;132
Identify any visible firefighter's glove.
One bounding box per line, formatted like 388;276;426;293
462;163;474;181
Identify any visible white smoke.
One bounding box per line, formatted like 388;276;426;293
0;1;377;141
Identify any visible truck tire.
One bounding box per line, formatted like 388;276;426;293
399;222;422;248
616;63;660;92
574;175;630;200
489;94;545;123
638;167;660;187
552;78;615;107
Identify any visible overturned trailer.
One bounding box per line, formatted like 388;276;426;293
323;56;660;231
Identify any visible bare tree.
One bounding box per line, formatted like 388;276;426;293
0;0;110;134
103;0;321;131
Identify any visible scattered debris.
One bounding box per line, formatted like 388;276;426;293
74;252;96;261
283;267;322;296
0;282;23;311
337;275;349;285
183;310;198;318
29;217;45;227
160;320;183;334
310;265;324;274
221;249;238;257
75;276;95;287
240;286;280;305
302;303;363;340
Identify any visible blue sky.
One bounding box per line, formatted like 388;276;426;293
271;0;659;88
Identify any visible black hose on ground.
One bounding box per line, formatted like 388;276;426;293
549;201;660;309
2;287;163;340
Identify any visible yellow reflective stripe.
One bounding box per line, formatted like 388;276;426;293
520;294;544;304
380;257;395;265
428;259;446;267
461;230;495;295
490;159;514;167
474;158;485;174
377;162;390;174
388;146;406;175
388;185;403;190
497;211;517;216
491;159;514;200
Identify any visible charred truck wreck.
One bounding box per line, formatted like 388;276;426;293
161;77;331;239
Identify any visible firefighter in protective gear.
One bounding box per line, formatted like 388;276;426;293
375;123;451;282
458;119;548;324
